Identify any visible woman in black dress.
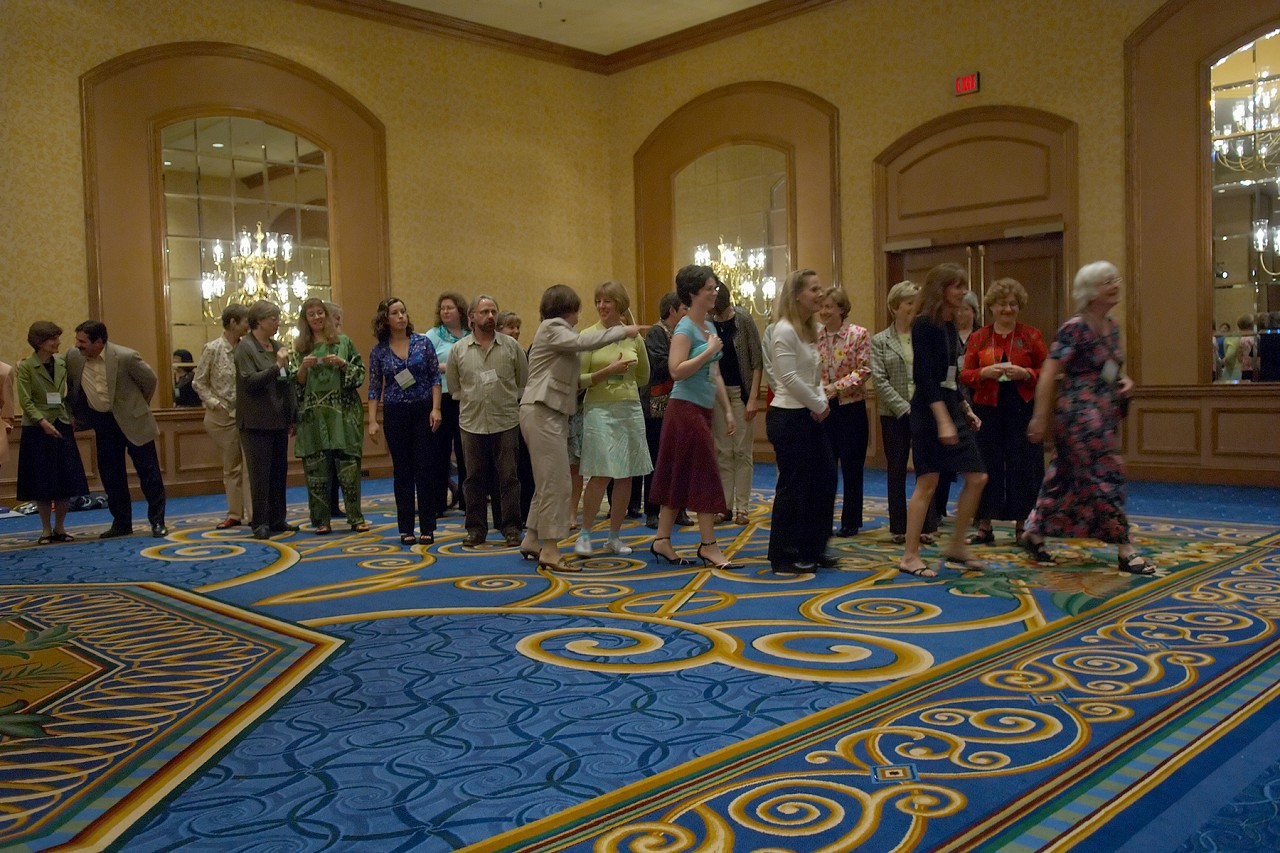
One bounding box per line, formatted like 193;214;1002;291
900;264;988;577
15;321;88;544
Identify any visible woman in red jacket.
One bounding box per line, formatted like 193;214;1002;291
960;278;1048;544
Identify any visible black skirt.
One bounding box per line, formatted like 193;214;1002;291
17;420;89;502
909;398;985;476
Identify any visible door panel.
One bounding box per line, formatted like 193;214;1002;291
887;234;1063;343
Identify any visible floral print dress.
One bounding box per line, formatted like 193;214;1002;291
1024;315;1130;544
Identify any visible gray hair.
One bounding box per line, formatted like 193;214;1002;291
1073;261;1119;312
468;293;499;316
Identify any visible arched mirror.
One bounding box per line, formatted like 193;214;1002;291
1210;27;1280;383
162;116;332;399
672;144;789;323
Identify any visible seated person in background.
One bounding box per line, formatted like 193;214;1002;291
172;348;201;407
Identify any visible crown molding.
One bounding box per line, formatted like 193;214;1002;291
290;0;844;75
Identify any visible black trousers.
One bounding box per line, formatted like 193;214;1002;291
460;427;521;539
642;416;663;515
383;400;438;536
86;408;165;528
973;389;1043;521
823;399;868;532
880;413;939;536
432;393;467;515
240;427;289;531
766;407;836;565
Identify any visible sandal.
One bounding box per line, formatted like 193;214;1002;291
920;533;937;546
51;531;74;543
215;518;241;530
891;534;906;545
1119;553;1156;575
899;562;937;578
313;525;331;535
1019;534;1054;564
418;533;435;546
37;534;53;545
350;522;371;532
400;534;417;546
733;512;749;526
966;529;995;546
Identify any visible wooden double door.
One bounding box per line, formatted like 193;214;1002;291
887;233;1064;344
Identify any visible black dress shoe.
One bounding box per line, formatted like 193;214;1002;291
269;523;300;533
834;527;860;537
813;553;840;569
675;512;694;526
771;561;814;575
151;524;169;538
252;526;272;540
99;526;132;539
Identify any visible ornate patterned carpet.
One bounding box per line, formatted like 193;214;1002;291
0;472;1277;852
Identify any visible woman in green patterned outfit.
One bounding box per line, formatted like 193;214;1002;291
292;297;369;533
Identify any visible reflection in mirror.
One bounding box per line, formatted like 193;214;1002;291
673;144;789;324
162;117;331;382
1210;28;1280;382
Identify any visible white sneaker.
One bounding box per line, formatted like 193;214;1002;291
574;530;593;556
605;536;632;556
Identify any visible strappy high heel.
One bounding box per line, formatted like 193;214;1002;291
650;537;695;566
697;542;738;570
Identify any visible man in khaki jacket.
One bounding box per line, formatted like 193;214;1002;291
67;320;168;538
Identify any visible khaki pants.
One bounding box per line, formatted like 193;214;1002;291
712;388;752;516
520;402;571;541
204;406;248;520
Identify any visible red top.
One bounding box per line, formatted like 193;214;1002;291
960;322;1048;406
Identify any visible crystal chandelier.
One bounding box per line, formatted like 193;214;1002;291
1253;218;1280;277
201;221;309;328
693;239;776;319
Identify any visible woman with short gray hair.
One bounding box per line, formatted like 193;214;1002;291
1022;262;1153;574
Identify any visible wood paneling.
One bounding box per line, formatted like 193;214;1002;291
1134;407;1199;455
1211;407;1280;458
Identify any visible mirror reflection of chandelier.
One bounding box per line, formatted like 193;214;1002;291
201;221;309;328
693;239;776;319
1253;218;1280;276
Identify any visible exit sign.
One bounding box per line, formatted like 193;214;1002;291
955;72;980;96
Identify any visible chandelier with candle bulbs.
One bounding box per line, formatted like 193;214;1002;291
693;239;777;319
201;221;309;328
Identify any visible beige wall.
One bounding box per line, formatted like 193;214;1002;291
0;0;611;363
605;0;1164;332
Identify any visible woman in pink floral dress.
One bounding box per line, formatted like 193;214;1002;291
1022;261;1154;575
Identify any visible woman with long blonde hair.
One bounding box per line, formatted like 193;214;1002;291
765;269;837;574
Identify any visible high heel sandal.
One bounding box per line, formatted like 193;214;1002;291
519;547;540;561
649;537;695;566
697;542;738;570
400;533;417;546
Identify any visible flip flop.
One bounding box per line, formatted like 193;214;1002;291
899;562;937;578
1119;553;1156;575
942;554;991;571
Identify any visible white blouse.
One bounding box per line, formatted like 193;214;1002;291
769;319;827;413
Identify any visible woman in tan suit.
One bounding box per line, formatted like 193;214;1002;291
519;284;642;571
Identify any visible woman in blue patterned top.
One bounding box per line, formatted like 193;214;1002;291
425;292;469;517
368;297;443;545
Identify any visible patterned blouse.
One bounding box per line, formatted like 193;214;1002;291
817;322;871;404
368;333;441;407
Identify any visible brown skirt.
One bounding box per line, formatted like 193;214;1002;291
648;398;727;515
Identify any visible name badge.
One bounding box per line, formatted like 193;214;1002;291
1101;359;1119;384
394;368;416;389
480;369;498;385
942;365;958;391
46;391;62;405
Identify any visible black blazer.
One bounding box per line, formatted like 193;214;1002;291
234;335;296;430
